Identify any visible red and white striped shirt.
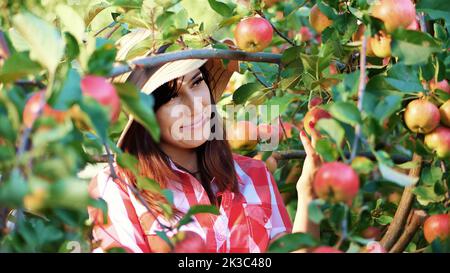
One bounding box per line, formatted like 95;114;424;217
88;154;293;253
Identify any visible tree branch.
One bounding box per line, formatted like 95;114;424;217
380;153;422;251
350;33;368;161
389;209;427;253
272;150;411;164
109;49;281;78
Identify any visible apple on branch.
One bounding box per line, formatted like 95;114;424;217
234;17;273;53
80;75;121;123
404;99;440;134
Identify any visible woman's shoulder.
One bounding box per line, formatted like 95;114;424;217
232;153;268;173
232;153;273;189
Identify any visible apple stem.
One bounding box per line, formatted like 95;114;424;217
255;10;296;47
350;32;368;161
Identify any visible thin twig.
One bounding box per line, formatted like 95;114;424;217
255;10;296;46
93;21;118;37
350;34;367;161
104;23;121;39
247;66;271;88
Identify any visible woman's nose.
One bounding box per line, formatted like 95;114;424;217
182;87;204;114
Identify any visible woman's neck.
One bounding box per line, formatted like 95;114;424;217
159;141;198;173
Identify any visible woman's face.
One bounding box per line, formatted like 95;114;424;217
156;68;212;149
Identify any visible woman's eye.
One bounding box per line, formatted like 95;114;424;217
193;77;204;87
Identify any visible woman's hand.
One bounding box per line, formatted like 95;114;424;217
297;130;322;198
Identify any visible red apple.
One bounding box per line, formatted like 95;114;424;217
407;19;420;31
312;246;343;253
371;0;416;33
430;79;450;94
23;91;66;128
439;100;450;127
257;123;281;142
171;231;207;253
299;26;313;42
424;126;450;158
227;120;258;150
370;31;391;58
80;75;121;123
309;97;323;108
362;227;382;240
309;4;333;34
303;107;332;136
234;17;273;53
313;162;360;203
404;99;440;134
279;121;297;139
423;214;450;243
364;241;387;253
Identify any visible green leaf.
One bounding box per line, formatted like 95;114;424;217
55;4;85;44
413;185;446;206
79;97;110;141
378;163;419;187
416;0;450;29
207;0;234;17
136;176;162;193
177;205;220;228
315;138;339;162
0;52;42;83
88;38;117;76
88;198;109;224
391;29;441;65
376;215;393;225
0;170;28;207
385;63;424;93
268;233;318;253
329;102;361;126
52;68;82;111
264;94;297;116
232;82;264;104
12;12;64;73
316;118;345;146
181;0;224;35
114;82;160;141
308;200;325;224
116;152;139;174
50;179;89;210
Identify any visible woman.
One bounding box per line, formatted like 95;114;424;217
88;30;321;253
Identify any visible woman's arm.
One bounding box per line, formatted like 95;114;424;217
291;130;321;239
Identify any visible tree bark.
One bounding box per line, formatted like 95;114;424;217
380;153;422;251
389;209;427;253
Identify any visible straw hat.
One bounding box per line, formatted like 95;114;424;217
113;29;239;148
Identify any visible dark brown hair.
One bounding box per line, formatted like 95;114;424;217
118;62;239;217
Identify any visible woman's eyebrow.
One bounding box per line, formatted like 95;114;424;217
189;71;202;84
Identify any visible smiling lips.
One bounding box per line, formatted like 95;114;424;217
181;115;208;130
